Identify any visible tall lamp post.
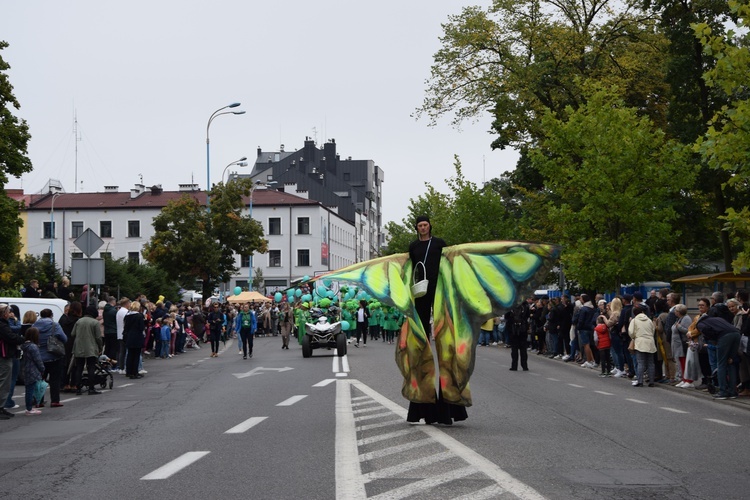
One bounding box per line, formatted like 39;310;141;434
248;180;277;290
206;102;245;207
49;192;61;267
222;156;248;184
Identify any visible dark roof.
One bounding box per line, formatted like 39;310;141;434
26;188;320;211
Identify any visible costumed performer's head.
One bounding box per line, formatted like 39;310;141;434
415;215;431;240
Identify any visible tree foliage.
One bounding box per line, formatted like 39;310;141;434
102;256;180;302
416;0;669;149
695;0;750;270
142;179;267;299
530;86;693;291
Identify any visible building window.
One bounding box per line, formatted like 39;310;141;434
269;250;281;267
128;220;140;238
241;255;250;267
100;252;112;260
71;252;83;259
297;217;310;235
43;221;55;239
269;218;281;235
128;252;140;264
297;249;310;267
72;221;84;238
100;221;112;238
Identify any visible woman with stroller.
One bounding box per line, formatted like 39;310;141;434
71;306;104;395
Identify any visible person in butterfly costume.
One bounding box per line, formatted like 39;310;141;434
307;215;560;424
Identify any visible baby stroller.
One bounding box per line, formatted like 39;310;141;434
185;328;201;349
80;355;115;390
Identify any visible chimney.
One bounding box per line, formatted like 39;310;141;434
104;186;119;193
324;139;337;175
257;146;262;157
130;183;145;199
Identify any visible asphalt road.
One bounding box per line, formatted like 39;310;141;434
1;335;748;499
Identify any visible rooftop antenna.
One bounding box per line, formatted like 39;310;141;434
74;111;82;193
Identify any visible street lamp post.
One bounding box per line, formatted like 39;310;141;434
222;156;248;185
206;102;245;207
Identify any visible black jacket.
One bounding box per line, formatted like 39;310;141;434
0;317;24;358
696;316;739;342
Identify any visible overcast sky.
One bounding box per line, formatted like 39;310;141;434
2;0;518;225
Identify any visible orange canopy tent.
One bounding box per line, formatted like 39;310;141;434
226;291;272;304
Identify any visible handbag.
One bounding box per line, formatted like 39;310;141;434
47;334;65;358
34;379;49;405
628;338;636;353
411;261;428;298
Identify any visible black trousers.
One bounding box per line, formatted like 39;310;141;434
510;335;528;370
356;322;367;344
42;358;64;404
126;348;141;376
74;356;97;390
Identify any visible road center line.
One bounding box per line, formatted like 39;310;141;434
141;451;210;480
336;379;367;500
277;395;307;406
341;355;350;373
568;383;584;388
313;379;337;387
660;407;688;414
594;391;613;396
705;418;741;427
333;354;340;373
626;398;648;404
224;416;268;434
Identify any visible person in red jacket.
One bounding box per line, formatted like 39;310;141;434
595;315;612;377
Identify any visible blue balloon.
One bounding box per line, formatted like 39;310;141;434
274;292;282;303
340;320;350;331
287;288;295;298
323;278;332;287
326;290;335;299
234;286;242;296
316;286;328;297
295;288;302;298
302;275;310;282
302;294;312;302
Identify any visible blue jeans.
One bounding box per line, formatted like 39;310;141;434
708;343;718;374
25;381;37;411
609;332;624;371
478;330;491;345
4;358;19;408
717;332;741;396
549;332;559;355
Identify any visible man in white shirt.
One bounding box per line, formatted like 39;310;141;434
115;298;131;374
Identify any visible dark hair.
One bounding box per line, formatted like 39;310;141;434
634;305;648;316
40;308;54;318
84;305;99;318
737;290;749;303
580;293;590;303
25;326;39;344
69;301;83;318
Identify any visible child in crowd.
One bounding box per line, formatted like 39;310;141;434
160;317;172;358
594;315;611;377
153;318;163;359
21;327;45;415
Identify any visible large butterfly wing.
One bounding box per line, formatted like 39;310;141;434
433;242;561;406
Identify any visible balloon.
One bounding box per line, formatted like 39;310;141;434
234;286;242;296
302;275;310;282
319;298;332;308
287;288;295;298
295;288;302;298
323;278;332;287
274;292;282;303
302;294;312;303
316;286;327;297
341;320;350;331
326;290;335;299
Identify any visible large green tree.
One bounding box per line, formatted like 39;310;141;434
142;179;267;299
0;41;33;272
416;0;668;150
530;87;693;291
695;0;750;271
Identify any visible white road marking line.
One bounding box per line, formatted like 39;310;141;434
351;396;369;401
528;372;541;376
342;355;350;372
362;451;453;482
369;465;477;500
568;383;584;388
141;451;210;480
336;372;348;377
660;407;689;414
452;484;508;500
59;397;80;403
313;379;337;387
276;395;307;406
357;419;403;432
336;380;367;500
354;411;394;422
349;380;546;500
351;400;380;408
119;383;134;388
705;418;741;427
594;391;613;396
357;428;416;446
626;398;648;404
546;378;560;381
333;354;340;373
352;406;387;415
359;438;432;462
197;359;205;363
224;416;268;434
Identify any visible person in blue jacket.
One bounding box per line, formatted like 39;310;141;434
33;308;67;408
234;303;256;359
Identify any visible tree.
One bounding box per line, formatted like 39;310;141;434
142;179;267;299
384;157;520;254
416;0;669;150
695;0;750;270
0;41;33;273
102;256;179;302
530;86;693;291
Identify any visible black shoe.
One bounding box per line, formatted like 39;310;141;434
243;356;247;359
0;408;14;418
88;389;102;395
522;367;529;371
648;383;655;387
76;389;83;395
509;367;517;371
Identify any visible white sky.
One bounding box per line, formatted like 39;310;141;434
2;0;518;225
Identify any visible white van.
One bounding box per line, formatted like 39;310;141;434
0;297;69;322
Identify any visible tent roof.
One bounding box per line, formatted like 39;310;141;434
672;272;750;284
226;291;272;303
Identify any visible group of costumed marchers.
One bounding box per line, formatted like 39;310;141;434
304;216;560;425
